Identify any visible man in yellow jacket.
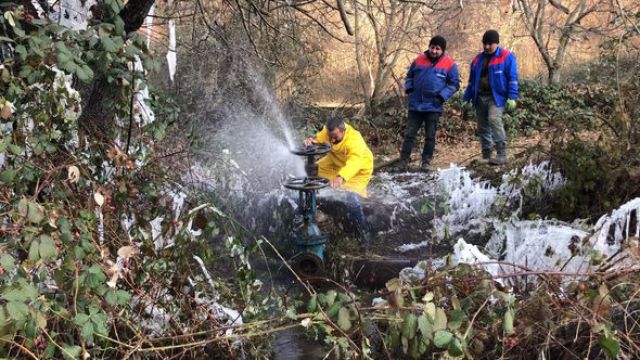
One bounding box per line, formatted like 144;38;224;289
304;117;374;243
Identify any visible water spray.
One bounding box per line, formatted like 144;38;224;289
283;143;331;277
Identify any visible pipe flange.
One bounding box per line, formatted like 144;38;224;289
291;253;324;278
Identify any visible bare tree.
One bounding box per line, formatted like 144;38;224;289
353;0;421;113
515;0;614;84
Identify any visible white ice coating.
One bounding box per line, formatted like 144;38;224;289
591;197;640;254
49;0;97;30
434;165;497;238
484;220;590;277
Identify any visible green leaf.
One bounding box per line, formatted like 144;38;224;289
74;313;90;325
27;201;45;224
401;313;418;340
15;44;27;58
28;239;41;260
418;314;433;342
307;294;317;312
434;307;447;331
325;301;342;319
116;290;131;305
100;36;119;52
598;335;620;359
6;301;28;322
337;307;351;331
325;290;337;306
433;330;453;348
80;320;94;342
61;344;82;360
285;306;296;320
0;254;15;272
503;309;514;335
39;234;57;259
0;168;16;183
448;337;464;357
105;290;118;305
75;64;94;83
9;144;23;155
0;307;8;335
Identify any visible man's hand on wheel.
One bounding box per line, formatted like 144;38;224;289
329;176;344;188
303;138;316;146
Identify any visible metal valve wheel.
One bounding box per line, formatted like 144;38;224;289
283;176;329;191
290;143;331;156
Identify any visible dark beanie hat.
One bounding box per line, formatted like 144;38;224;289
482;30;500;44
429;36;447;51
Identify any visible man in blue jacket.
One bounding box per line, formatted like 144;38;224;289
463;30;519;165
398;35;460;172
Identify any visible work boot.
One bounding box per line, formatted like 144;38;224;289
478;148;492;164
394;158;409;172
489;142;507;165
420;160;432;172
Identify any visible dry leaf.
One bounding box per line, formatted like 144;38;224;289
67;165;80;183
117;245;137;259
0;102;14;119
94;192;105;206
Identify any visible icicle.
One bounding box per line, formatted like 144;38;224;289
166;19;176;82
592;198;640;252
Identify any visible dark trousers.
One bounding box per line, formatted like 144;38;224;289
346;192;370;240
400;111;441;163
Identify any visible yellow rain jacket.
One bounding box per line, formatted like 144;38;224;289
314;124;374;198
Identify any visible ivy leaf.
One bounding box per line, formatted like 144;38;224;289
433;330;453;348
337;307;351;331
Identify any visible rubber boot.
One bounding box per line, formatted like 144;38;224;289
478;148;492;164
489;142;507;165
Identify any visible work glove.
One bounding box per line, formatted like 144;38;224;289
505;99;516;111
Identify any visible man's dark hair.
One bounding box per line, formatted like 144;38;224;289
326;117;346;131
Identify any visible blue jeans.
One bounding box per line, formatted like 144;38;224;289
475;95;506;150
400;111;440;163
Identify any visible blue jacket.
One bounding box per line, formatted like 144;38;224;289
405;53;460;113
462;47;519;107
